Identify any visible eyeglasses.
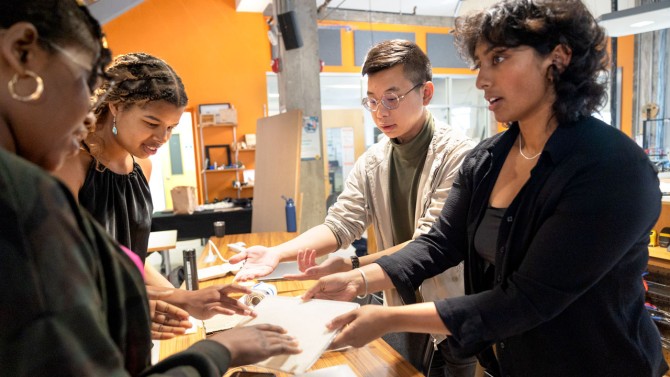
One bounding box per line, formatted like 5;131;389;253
41;39;116;110
362;82;425;112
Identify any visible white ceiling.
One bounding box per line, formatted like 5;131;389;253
313;0;636;19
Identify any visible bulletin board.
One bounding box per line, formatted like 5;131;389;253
252;110;302;232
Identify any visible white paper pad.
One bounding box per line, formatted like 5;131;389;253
203;313;247;333
237;296;359;374
255;261;300;280
197;262;243;281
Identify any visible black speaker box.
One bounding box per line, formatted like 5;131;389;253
277;11;303;50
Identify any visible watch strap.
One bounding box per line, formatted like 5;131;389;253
350;255;360;269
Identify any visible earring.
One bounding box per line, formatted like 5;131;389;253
8;70;44;102
112;117;118;135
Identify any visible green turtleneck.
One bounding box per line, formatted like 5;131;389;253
388;113;435;245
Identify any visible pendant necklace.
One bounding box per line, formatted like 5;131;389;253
518;138;542;160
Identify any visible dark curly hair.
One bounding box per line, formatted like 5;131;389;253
453;0;609;125
92;52;188;121
0;0;112;85
362;39;432;85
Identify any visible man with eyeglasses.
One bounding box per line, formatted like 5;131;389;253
232;39;476;377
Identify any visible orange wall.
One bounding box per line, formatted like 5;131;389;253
617;35;634;136
103;0;270;201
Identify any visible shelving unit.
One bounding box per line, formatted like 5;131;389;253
198;120;255;203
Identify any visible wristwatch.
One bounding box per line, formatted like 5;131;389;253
350;255;360;269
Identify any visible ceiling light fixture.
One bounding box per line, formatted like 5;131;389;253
598;1;670;37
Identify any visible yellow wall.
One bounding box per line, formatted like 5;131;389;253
103;0;269;201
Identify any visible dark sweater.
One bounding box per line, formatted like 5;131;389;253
378;117;668;376
0;148;231;376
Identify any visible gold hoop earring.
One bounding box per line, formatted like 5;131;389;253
8;70;44;102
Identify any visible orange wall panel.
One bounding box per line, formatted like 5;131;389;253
617;35;634;137
103;0;270;201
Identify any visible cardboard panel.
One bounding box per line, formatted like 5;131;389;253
252;110;302;232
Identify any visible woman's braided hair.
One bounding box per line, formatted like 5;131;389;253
92;52;187;121
86;53;187;162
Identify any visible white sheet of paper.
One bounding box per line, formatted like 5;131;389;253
203;313;247;333
197;261;243;281
255;261;300;280
237;296;359;374
184;316;202;334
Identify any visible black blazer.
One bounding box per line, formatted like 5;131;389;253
378;116;668;376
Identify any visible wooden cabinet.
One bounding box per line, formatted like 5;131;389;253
648;199;670;369
198;121;254;202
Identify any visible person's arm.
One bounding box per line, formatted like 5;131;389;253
326;303;449;350
142;324;301;376
231;224;340;281
232;152;379;281
145;263;175;288
302;263;395;302
284;241;410;280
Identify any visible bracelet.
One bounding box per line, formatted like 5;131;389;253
356;268;368;299
350;255;360;269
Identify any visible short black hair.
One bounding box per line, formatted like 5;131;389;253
362;39;432;85
453;0;609;125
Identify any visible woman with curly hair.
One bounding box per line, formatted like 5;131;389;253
55;53;256;339
302;0;668;375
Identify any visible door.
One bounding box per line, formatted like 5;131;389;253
149;110;198;211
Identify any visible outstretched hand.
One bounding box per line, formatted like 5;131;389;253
327;305;391;349
283;249;348;280
177;284;255;320
212;324;302;367
301;271;361;302
230;245;281;281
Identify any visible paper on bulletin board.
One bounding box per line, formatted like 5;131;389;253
301;116;321;160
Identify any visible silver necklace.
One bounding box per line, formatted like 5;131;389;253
518;138;542;160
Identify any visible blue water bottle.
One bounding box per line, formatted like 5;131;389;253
282;195;297;232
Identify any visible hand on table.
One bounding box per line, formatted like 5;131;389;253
283;249;348;280
301;271;361;302
230;245;281;281
211;324;302;367
147;286;192;340
327;305;391;349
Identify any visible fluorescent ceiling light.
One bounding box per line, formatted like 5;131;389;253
236;0;272;13
598;1;670;37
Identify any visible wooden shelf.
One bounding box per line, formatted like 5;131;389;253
233;148;256;152
649;246;670;269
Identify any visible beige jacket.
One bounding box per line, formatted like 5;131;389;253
324;116;475;341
